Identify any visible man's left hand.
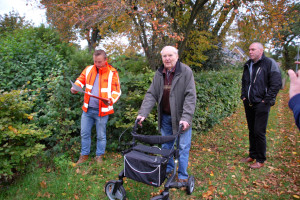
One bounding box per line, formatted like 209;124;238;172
103;99;111;106
179;120;189;131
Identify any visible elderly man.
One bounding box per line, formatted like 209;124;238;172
71;50;121;165
137;46;196;182
240;42;282;169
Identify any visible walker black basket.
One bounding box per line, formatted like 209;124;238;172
124;149;168;187
105;121;196;200
122;121;179;187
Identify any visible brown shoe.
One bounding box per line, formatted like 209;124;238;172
240;157;255;163
178;178;188;183
95;155;103;164
76;155;89;165
250;162;264;169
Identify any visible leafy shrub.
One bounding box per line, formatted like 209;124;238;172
193;69;242;132
0;25;75;114
106;69;157;150
110;54;151;73
36;50;92;158
0;11;31;35
0;24;83;159
0;90;49;180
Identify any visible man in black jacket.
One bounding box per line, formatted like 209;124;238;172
240;42;282;169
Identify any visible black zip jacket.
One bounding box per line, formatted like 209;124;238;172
241;54;282;105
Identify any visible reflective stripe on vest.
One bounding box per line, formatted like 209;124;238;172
83;103;113;112
76;80;84;88
85;65;94;80
86;84;93;90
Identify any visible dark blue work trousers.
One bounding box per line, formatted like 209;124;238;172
243;100;271;163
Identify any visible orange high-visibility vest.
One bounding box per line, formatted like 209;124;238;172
75;62;121;116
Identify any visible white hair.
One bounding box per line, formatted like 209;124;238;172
160;46;178;55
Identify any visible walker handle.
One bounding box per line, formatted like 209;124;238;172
178;123;184;134
132;118;141;134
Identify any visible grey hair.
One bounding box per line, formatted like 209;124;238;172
251;42;264;50
160;46;178;55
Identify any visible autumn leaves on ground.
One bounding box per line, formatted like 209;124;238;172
1;85;299;200
187;84;299;200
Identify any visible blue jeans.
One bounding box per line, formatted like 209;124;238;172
161;114;192;180
80;108;109;156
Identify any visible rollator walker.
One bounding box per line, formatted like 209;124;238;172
105;119;195;200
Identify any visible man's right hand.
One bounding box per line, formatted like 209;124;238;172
70;87;78;94
288;69;300;99
136;115;145;126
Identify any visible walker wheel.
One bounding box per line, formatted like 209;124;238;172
105;180;126;200
186;176;195;195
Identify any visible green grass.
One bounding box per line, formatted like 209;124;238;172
0;85;299;200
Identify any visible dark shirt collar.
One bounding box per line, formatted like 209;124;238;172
159;60;181;74
163;65;176;74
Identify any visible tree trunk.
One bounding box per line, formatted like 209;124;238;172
87;28;100;53
178;0;209;57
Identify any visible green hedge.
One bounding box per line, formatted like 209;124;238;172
0;90;49;180
193;69;242;133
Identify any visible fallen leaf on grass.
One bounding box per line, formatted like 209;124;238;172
37;192;42;197
40;180;47;189
202;185;215;199
262;181;269;189
293;194;300;199
150;191;161;197
39;192;50;198
267;166;276;171
252;181;262;187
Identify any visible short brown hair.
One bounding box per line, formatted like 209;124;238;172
93;50;107;58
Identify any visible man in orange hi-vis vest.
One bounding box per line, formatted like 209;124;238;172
71;50;121;165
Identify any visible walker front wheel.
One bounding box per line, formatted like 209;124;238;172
186;176;195;195
105;180;126;200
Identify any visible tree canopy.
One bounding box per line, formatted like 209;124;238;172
0;11;31;34
39;0;300;69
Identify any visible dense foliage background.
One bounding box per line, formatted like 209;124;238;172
0;10;291;184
